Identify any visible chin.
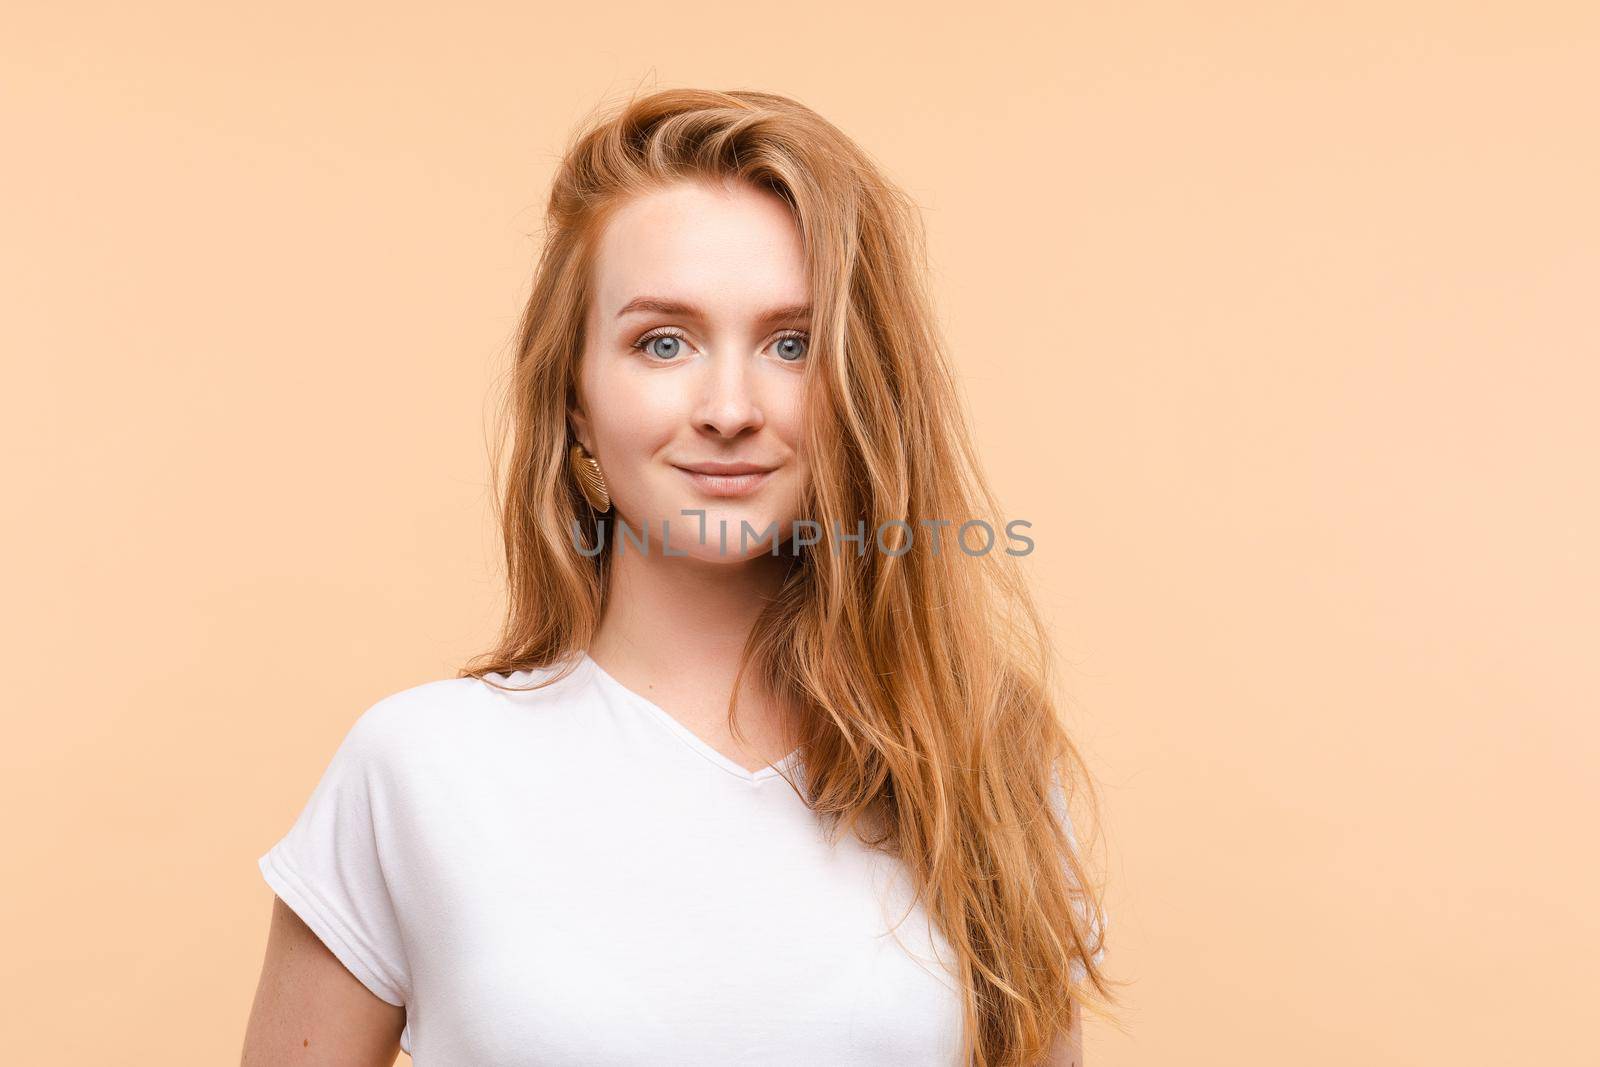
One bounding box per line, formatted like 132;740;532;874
668;542;783;565
658;506;791;560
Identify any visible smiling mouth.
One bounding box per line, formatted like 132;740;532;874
673;466;776;498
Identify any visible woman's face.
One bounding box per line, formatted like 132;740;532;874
572;177;811;563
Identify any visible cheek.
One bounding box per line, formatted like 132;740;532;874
589;381;679;459
770;381;808;448
601;416;667;460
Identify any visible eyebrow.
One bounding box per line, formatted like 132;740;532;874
614;296;812;328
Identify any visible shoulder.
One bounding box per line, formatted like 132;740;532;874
361;674;488;722
337;665;586;775
333;675;496;773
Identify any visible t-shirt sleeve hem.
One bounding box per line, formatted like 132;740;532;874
258;846;408;1007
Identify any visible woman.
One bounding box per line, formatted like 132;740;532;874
243;87;1113;1067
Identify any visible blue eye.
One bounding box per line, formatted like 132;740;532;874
629;327;809;363
772;332;809;362
631;330;685;361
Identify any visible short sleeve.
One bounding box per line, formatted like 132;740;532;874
1048;765;1109;984
258;702;412;1010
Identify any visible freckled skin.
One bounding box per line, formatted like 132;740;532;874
240;896;404;1064
1040;1000;1085;1066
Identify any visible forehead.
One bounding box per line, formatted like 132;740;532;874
589;179;809;319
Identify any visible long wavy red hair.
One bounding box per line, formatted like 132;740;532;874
460;86;1121;1066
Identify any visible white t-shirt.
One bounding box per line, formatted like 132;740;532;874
258;652;1101;1064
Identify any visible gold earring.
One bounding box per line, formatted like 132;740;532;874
569;443;612;513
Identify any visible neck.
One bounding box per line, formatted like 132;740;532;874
588;537;794;699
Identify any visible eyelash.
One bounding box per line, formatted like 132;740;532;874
629;327;810;364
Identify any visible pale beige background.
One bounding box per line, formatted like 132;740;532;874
3;2;1596;1064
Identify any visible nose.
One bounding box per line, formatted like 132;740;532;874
692;349;766;439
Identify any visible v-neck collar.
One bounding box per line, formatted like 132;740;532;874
581;652;802;785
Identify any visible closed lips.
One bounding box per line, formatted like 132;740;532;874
674;462;776;474
673;463;777;498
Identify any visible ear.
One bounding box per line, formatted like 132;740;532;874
568;400;593;454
